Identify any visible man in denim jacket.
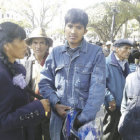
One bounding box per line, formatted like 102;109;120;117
39;8;106;140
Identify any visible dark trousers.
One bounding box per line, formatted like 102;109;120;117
34;117;50;140
102;109;122;140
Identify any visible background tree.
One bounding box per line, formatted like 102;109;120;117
14;0;65;29
0;0;31;28
86;1;140;42
0;0;65;29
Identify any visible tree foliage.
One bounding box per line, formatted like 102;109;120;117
0;0;31;28
0;0;65;29
14;0;65;29
86;1;140;42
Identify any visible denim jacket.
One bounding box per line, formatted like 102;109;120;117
104;52;130;108
39;39;106;140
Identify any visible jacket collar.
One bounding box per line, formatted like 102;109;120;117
110;52;119;66
61;38;88;53
109;52;130;77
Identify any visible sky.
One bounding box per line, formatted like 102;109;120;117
65;0;105;9
60;0;108;24
29;0;107;32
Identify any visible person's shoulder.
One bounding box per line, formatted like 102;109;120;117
86;42;103;56
0;62;10;82
53;44;65;49
126;72;137;81
0;60;7;74
51;45;66;53
87;42;101;50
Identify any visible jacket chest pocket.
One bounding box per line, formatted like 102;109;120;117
75;65;92;91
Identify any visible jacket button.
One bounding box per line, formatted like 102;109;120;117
34;110;39;116
30;112;34;118
25;114;30;119
19;116;24;121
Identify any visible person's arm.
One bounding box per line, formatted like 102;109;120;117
55;103;71;118
105;89;116;111
0;73;47;131
39;48;71;116
118;78;131;135
121;81;128;114
39;49;60;109
105;64;116;111
77;48;106;124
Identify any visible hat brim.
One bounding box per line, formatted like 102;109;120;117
25;36;53;47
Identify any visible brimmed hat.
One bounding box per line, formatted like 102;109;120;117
26;27;53;47
113;39;134;47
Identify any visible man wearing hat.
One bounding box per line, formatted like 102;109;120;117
25;27;53;140
102;39;133;140
26;27;52;65
104;41;112;57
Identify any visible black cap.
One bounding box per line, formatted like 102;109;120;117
113;39;134;47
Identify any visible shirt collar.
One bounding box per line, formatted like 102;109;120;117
114;53;127;71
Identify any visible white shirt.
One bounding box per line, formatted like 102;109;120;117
115;54;127;71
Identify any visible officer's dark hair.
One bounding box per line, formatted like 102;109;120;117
0;22;26;77
65;8;88;28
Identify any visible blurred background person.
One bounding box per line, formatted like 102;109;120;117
128;47;140;72
103;41;112;57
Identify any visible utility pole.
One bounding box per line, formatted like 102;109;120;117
110;6;118;42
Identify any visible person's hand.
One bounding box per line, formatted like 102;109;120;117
40;99;50;113
55;103;71;118
108;100;116;112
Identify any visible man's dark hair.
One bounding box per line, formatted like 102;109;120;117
65;8;88;28
128;49;140;63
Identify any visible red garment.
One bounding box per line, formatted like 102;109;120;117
40;53;48;66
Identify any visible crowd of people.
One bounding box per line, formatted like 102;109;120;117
0;8;140;140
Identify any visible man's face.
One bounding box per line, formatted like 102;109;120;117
65;22;87;48
31;38;49;57
115;45;131;60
